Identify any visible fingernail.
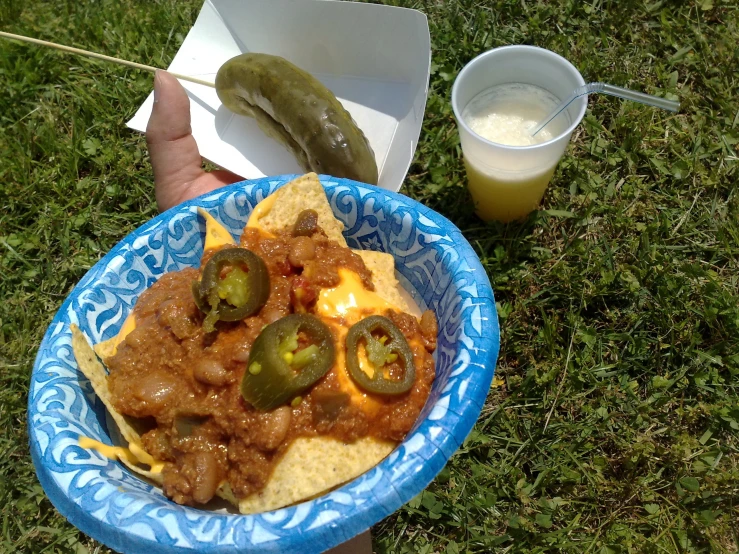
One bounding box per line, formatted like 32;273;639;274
153;70;161;103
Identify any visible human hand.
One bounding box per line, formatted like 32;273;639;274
146;70;242;212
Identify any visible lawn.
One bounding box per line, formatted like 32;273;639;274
1;0;738;552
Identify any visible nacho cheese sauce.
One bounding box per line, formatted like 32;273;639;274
104;224;437;506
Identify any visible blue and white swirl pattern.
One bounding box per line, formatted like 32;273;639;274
29;175;499;553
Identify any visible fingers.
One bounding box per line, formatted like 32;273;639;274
146;71;206;211
146;71;241;212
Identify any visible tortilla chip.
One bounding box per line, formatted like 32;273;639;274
238;436;395;514
93;312;136;360
71;324;147;449
93;336;118;360
256;173;347;246
355;250;412;313
71;325;166;486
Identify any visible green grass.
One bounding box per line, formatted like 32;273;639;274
1;0;738;552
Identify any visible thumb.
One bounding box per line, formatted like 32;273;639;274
146;70;205;211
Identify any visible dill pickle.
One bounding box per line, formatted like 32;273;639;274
215;53;378;185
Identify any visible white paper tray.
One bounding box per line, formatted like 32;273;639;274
127;0;431;191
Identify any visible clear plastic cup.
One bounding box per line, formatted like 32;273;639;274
451;45;587;223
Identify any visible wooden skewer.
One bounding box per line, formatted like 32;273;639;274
0;31;216;88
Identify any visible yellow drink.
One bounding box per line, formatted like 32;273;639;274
464;157;556;223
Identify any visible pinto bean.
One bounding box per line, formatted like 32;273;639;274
288;236;316;268
193;359;229;386
133;370;179;413
258;406;291;450
233;346;252;363
190;451;222;504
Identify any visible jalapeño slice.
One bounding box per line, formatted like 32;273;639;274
193;247;270;332
346;315;415;395
242;314;335;410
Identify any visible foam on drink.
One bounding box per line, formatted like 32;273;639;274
462;83;562;146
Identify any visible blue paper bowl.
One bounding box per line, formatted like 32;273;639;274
29;175;499;553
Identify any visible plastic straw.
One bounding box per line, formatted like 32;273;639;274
531;82;679;137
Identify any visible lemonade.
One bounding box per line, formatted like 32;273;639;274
463;157;558;223
461;83;567;222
